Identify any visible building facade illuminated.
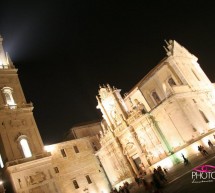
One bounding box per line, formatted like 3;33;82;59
0;36;110;193
96;40;215;188
1;34;215;192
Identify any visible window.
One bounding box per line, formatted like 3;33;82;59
73;145;79;153
17;135;32;158
20;139;32;158
0;154;4;168
199;110;209;123
151;91;161;104
192;69;200;81
54;167;59;173
168;77;176;86
86;175;92;184
92;142;98;151
73;180;79;189
1;87;16;109
18;178;22;188
61;149;67;157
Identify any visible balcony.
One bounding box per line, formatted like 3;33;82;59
5;152;51;167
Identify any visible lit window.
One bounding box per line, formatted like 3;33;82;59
1;87;16;109
73;145;79;153
0;59;3;69
61;149;67;157
151;91;161;104
0;154;4;168
73;180;79;189
20;138;32;158
86;175;92;184
17;135;32;158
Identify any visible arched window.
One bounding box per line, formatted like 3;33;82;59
1;87;16;109
151;91;161;104
17;135;32;158
0;154;4;168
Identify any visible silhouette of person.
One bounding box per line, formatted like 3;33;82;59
181;153;189;165
208;140;215;152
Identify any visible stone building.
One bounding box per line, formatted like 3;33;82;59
0;36;110;193
67;121;102;152
96;40;215;188
1;34;215;192
44;137;110;193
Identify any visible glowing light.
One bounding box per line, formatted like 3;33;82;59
201;137;210;147
44;145;55;152
0;154;4;168
20;139;32;158
208;122;215;129
1;87;17;108
175;149;188;161
152;157;173;169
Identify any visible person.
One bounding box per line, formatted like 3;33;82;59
135;176;141;187
142;178;153;193
118;186;123;193
181;153;189;165
151;169;164;193
208;139;215;152
198;145;209;157
157;166;167;183
163;168;168;175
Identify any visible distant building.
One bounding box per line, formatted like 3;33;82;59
68;121;102;152
96;40;215;188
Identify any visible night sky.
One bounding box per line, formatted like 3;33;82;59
0;1;215;144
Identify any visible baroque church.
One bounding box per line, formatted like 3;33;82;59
0;35;215;192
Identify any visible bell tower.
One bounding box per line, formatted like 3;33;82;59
0;35;45;164
0;36;59;193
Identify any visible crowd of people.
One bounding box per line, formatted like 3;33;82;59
110;138;215;193
110;181;130;193
134;166;168;193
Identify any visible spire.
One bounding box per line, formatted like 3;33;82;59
0;35;13;69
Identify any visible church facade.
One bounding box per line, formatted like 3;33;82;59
96;40;215;188
1;35;215;192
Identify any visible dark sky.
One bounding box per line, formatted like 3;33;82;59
0;1;215;144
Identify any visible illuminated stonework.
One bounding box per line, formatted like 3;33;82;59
1;35;215;192
44;137;110;193
96;40;215;188
0;35;110;193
